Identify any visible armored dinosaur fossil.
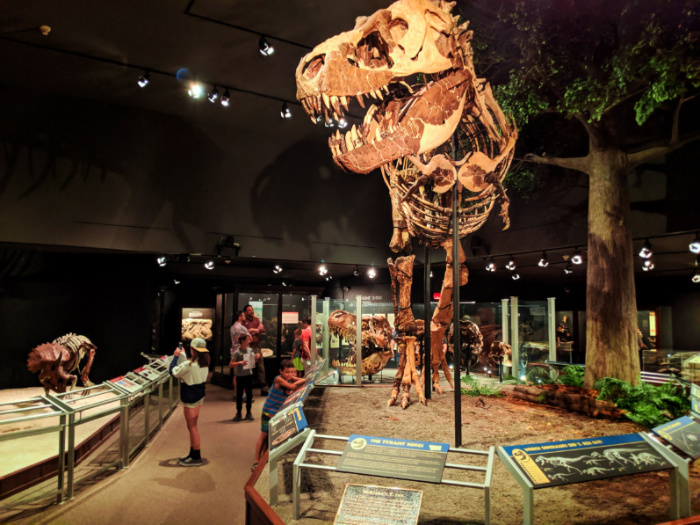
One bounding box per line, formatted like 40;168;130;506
296;0;516;407
27;333;97;395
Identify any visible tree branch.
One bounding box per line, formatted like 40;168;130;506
522;153;590;173
626;131;700;169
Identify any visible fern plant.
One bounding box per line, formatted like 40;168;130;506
557;365;585;387
461;374;503;397
525;366;555;385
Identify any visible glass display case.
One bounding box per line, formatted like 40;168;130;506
517;300;551;369
641;349;700;380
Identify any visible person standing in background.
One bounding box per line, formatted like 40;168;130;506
230;334;257;422
243;304;268;396
230;310;250;401
301;318;313;359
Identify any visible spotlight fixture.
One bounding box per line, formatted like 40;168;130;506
642;258;654;271
173;279;180;285
325;275;333;281
692;268;700;284
282;281;288;287
319;262;328;276
207;86;219;103
639;239;653;259
485;258;496;272
259;36;274;56
512;272;520;280
188;82;204;99
156;255;168;267
430;271;434;278
571;249;583;265
505;256;516;271
368;266;376;279
564;262;573;274
353;266;360;277
280;102;292;119
221;90;230;107
690;234;700;254
137;72;150;88
204;259;215;270
538;251;549;268
273;264;283;274
337;117;348;129
324;120;335;128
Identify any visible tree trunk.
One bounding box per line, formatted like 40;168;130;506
584;147;640;389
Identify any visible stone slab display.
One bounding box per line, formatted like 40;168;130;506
336;435;449;483
334;483;423;525
270;406;308;450
654;416;700;458
500;433;672;488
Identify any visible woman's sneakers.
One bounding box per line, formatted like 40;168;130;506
179;448;202;466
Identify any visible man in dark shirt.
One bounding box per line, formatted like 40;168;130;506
243;304;269;396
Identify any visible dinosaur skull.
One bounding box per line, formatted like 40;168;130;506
295;0;474;174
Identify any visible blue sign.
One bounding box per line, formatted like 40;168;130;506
270;406;308;449
654;416;700;458
347;435;449;453
501;433;644;457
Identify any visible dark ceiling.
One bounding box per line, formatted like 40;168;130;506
0;0;697;287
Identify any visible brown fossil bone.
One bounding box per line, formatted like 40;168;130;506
328;310;394;375
27;334;97;395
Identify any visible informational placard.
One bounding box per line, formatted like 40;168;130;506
337;435;449;483
133;367;160;381
270;406;308;450
654;416;700;458
334;484;423;525
692;384;700;399
281;382;313;409
691;396;700;419
109;376;142;394
500;433;672;488
125;372;150;387
282;311;299;324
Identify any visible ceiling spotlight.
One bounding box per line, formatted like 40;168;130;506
204;259;215;270
512;272;520;280
485;258;496;272
337;117;348;129
692;268;700;284
571;249;583;265
273;264;283;274
280;102;292;119
505;256;516;271
368;266;376;279
188;82;204;99
538;251;549;268
207;86;219;103
319;262;328;276
282;281;288;287
221;90;230;107
430;271;434;278
324;120;335;128
137;72;150;88
353;266;360;277
157;255;168;267
639;239;653;259
642;258;654;271
690;234;700;254
564;262;573;274
259;36;274;56
325;275;333;281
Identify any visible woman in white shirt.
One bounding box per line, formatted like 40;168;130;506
169;337;210;466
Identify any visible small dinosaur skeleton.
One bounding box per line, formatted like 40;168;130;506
27;333;97;395
328;310;396;376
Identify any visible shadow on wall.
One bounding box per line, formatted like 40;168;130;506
0;87;233;254
251;138;393;261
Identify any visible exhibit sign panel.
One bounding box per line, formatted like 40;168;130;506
270;406;308;450
500;433;672;488
337;435;449;483
109;375;142;394
691;396;700;419
281;382;313;409
653;416;700;458
334;483;423;525
133;366;160;381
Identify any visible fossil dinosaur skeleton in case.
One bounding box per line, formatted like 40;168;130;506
27;333;97;395
296;0;516;407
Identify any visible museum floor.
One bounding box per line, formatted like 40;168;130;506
2;384;260;525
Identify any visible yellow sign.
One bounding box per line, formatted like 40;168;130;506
512;449;550;484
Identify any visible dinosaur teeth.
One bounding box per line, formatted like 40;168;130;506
356;93;365;109
340;95;349;112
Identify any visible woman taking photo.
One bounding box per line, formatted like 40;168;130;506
169;337;210;466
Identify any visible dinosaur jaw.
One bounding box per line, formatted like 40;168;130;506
299;69;471;174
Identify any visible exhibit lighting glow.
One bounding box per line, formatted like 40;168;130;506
505;256;516;271
512;272;520;280
353;266;360;277
204;259;215;270
324;120;335;128
319;262;328;276
157;255;168;267
273;264;283;274
337;117;348;129
690;234;700;254
368;266;376;279
520;375;526;381
188;82;204;99
639;239;653;259
485;258;496;272
173;279;180;285
642;258;654;271
207;86;219;103
564;262;573;275
280;102;292;119
259;36;274;56
430;271;433;278
137;72;150;88
571;249;583;265
326;275;333;281
221;90;230;107
538;251;549;268
692;269;700;283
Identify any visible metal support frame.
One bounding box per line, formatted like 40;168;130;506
547;297;556;363
500;298;509;380
310;295;317;367
292;431;495;523
510;296;520;379
355;294;362;386
424;245;432;400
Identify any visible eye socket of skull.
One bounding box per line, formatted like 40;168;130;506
356;31;394;69
303;56;325;80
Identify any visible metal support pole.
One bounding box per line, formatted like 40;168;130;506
310;295;317;366
120;397;130;468
547;297;556;363
322;297;330;373
501;298;510;379
144;391;151;444
158;382;163;426
452;134;462;448
57;413;66;504
424;245;431;400
355;294;363;386
510;296;520;379
66;412;76;499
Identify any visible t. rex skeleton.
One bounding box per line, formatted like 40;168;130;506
296;0;516;407
27;333;97;395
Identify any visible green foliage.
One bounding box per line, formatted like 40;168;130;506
525;366;555;385
595;377;690;428
557;365;586;387
502;374;526;385
461;374;503;397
